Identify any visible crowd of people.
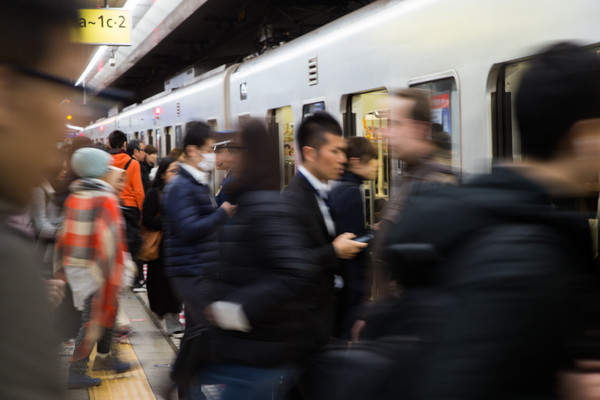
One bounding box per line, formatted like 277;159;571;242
5;1;600;400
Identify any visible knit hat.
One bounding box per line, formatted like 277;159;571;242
71;147;112;178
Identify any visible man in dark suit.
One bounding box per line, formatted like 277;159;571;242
284;112;367;347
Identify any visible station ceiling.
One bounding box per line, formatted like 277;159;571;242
74;0;376;106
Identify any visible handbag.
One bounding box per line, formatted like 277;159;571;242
137;227;161;261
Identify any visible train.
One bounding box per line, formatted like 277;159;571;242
83;0;600;225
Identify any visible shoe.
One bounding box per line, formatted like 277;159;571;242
92;353;132;374
132;281;146;292
114;327;134;338
170;330;184;339
67;371;102;389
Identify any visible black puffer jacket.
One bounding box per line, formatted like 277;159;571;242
383;166;600;400
209;191;322;367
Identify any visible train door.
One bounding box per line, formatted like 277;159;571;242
155;128;163;157
409;77;460;170
165;126;173;155
147;129;154;146
267;106;294;188
175;125;183;148
344;89;390;227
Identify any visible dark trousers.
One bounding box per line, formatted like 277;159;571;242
70;294;115;373
170;275;212;329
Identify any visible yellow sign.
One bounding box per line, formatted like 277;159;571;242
73;9;131;45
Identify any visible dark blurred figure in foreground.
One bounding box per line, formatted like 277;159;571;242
375;43;600;400
0;1;79;398
186;119;320;400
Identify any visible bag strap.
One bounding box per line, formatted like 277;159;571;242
124;157;133;171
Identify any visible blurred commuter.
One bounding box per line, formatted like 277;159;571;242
108;130;146;291
169;147;186;161
142;157;184;338
329;137;378;337
162;121;236;398
0;1;80;398
185;119;320;400
215;140;239;207
145;144;158;181
128;139;149;192
54;148;132;389
371;88;457;298
162;121;236;329
375;43;600;400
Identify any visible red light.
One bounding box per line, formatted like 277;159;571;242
99;125;105;132
154;107;162;116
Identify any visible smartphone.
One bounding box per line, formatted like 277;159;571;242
353;234;374;244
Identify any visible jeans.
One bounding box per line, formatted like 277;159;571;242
190;363;296;400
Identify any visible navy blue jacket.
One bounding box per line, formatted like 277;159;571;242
162;166;228;277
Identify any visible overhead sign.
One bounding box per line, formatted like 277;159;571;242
73;9;131;45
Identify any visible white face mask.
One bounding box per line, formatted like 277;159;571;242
197;152;216;171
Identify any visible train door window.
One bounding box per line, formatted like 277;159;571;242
268;106;295;188
134;131;139;139
207;119;218;131
175;125;183;148
165;126;173;155
147;129;154;146
155;128;162;157
492;62;529;161
238;114;251;126
346;89;390;227
302;101;326;119
410;77;459;169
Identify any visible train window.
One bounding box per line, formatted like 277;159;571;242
302;101;326;119
410;78;459;169
268;106;295;188
175;125;183;148
347;89;390;227
147;129;154;146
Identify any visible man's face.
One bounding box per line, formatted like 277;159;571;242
134;143;146;162
147;153;157;166
0;29;80;206
385;96;432;162
215;148;236;171
304;133;347;181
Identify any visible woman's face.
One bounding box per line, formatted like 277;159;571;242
163;161;179;184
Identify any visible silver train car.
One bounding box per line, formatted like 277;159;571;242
84;0;600;221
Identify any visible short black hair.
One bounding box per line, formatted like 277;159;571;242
391;88;431;123
297;112;343;161
183;121;213;149
127;139;142;156
1;1;78;67
516;42;600;160
108;130;127;150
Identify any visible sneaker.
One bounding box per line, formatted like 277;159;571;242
92;353;132;374
170;330;184;339
67;371;102;389
132;281;146;292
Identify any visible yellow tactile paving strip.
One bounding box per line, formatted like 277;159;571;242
88;341;156;400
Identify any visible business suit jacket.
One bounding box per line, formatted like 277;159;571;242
283;172;339;346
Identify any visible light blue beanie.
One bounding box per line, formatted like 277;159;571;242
71;147;112;178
